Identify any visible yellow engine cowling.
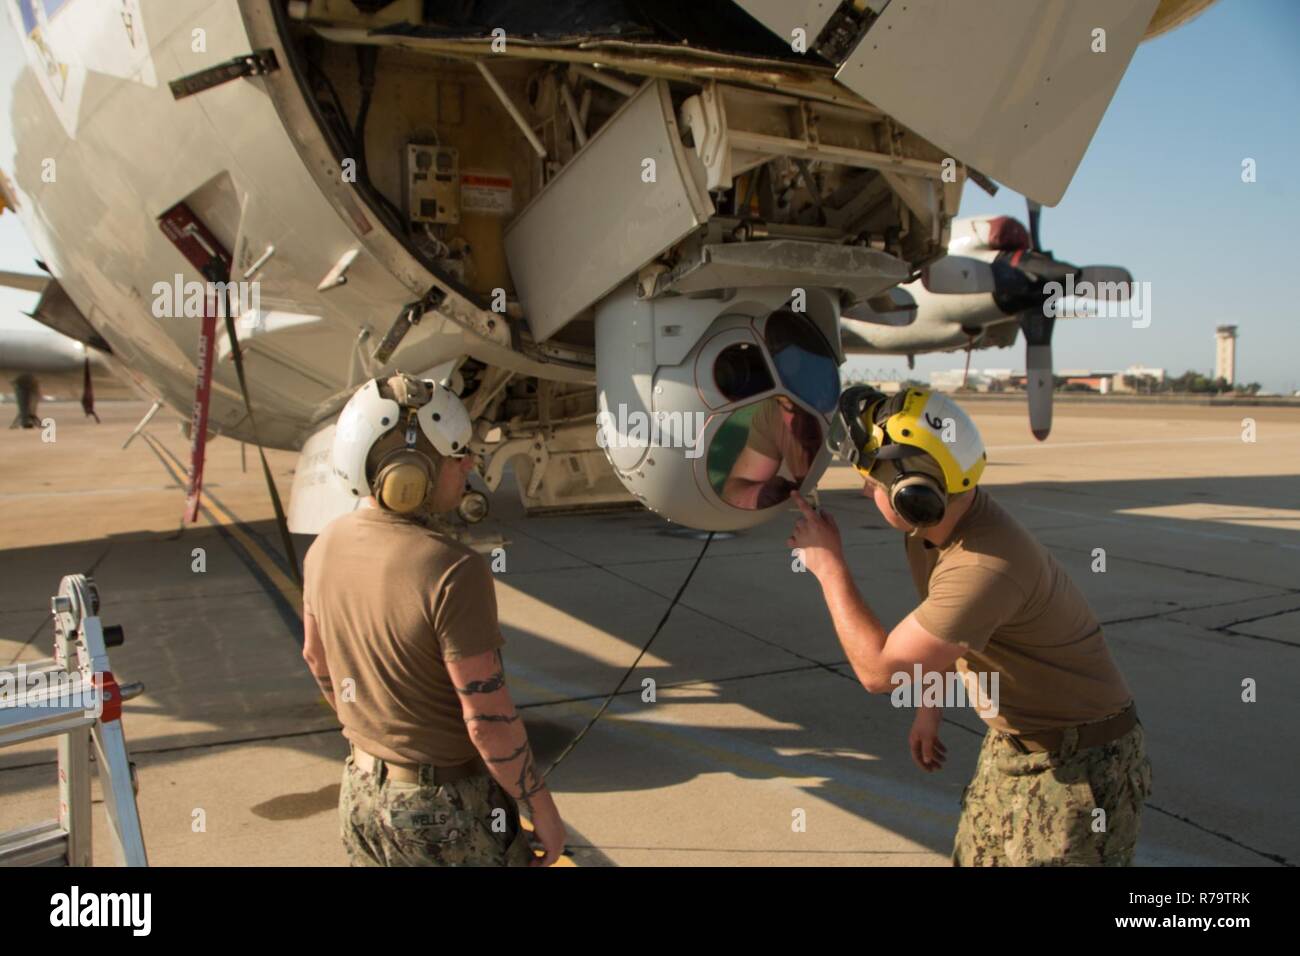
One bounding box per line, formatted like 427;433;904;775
1143;0;1218;41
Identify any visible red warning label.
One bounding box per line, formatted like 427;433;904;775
461;172;514;215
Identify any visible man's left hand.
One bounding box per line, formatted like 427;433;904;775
788;491;846;580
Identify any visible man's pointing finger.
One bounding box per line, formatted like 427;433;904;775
791;490;818;519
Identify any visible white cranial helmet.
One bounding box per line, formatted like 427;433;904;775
332;374;472;502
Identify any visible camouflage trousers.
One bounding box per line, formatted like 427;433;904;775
953;721;1153;866
339;753;534;867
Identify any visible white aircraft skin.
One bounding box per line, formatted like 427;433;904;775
843;279;1010;354
0;324;89;374
0;0;561;454
0;0;1210;524
844;216;1071;353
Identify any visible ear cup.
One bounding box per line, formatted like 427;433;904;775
374;452;435;514
890;473;947;527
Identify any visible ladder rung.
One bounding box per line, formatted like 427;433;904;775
0;708;98;747
0;820;68;867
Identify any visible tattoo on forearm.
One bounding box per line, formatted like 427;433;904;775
455;671;505;695
465;711;520;725
511;749;547;815
486;742;529;764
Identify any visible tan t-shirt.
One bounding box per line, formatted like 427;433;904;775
905;488;1132;734
303;506;504;766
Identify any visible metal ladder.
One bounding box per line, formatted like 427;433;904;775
0;574;147;866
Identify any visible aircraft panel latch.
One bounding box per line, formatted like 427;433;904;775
169;49;281;101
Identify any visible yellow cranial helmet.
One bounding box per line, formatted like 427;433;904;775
874;388;987;494
827;385;987;527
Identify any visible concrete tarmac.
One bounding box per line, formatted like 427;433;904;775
1;398;1296;866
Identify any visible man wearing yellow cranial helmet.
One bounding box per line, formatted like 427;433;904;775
791;385;1150;866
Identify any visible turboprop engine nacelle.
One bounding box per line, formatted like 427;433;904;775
595;283;842;531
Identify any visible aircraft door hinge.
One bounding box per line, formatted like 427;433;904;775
169;49;281;101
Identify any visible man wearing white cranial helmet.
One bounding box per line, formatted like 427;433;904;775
792;385;1150;866
300;373;567;867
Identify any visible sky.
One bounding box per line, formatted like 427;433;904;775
1;0;1298;391
845;0;1300;393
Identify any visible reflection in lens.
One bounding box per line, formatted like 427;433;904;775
709;396;824;510
713;342;775;403
764;308;840;414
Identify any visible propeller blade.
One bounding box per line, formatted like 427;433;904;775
1025;343;1053;441
1019;311;1056;441
1026;199;1043;252
1075;265;1134;296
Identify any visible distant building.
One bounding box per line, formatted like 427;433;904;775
928;368;1016;392
841;369;907;394
1111;365;1166;393
930;370;983;391
931;365;1172;396
1061;373;1110;391
1215;325;1238;384
860;379;905;394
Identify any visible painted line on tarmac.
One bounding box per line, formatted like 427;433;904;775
139;432;303;637
990;435;1247;452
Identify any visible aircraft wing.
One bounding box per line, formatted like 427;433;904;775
21;279;112;351
733;0;1206;205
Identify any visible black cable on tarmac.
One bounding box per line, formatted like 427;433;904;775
543;530;716;778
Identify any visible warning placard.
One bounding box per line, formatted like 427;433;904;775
461;172;514;215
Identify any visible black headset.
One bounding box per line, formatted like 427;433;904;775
883;456;949;528
868;393;950;529
831;386;951;528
